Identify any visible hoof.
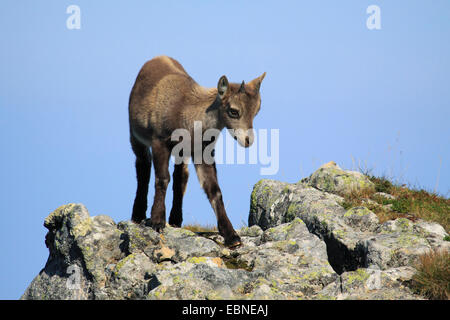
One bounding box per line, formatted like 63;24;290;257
224;234;242;249
168;218;182;228
148;220;165;233
168;211;182;228
131;215;145;224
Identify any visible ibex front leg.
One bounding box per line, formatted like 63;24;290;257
194;162;241;248
150;139;170;232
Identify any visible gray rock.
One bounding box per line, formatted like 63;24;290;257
321;267;421;300
304;161;375;196
374;192;396;200
343;207;380;233
22;205;336;300
23;162;449;300
249;165;449;275
248;162;449;299
250;179;369;273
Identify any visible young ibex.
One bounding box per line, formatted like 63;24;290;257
128;56;266;247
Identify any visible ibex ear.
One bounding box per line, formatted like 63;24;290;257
249;72;266;92
217;75;229;100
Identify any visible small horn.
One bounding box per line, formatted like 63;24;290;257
239;80;246;93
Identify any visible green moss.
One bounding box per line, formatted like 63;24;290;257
265;218;305;241
250;180;265;212
346;268;370;284
223;257;254;272
317;174;336;192
272;240;295;251
46;204;93;238
149;285;167;299
341;175;354;187
286;203;300;222
285;217;304;229
177;228;197;236
45;203;77;228
267;227;276;234
132;227;146;242
396;233;421;247
124;225;151;251
262;186;272;195
254;180;265;188
344;207;372;218
268;280;282;296
71;216;93;238
396;218;412;231
191;289;201;299
250;196;258;213
334;228;347;240
80;245;93;262
303;267;331;280
282;186;290;194
114;253;135;276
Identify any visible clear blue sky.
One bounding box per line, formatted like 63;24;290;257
1;0;449;299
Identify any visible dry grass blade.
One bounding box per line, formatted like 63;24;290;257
182;223;218;233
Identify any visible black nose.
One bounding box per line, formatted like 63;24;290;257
245;136;250;146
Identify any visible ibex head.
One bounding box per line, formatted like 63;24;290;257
217;72;266;148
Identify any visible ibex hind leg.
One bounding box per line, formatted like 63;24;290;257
149;139;171;232
131;135;152;223
169;163;189;227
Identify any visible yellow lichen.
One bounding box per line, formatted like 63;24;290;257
71;217;93;238
114;254;136;276
187;256;207;264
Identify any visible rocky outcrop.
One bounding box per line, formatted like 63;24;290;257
22;203;341;300
304;161;375;195
249;161;450;299
22;162;449;300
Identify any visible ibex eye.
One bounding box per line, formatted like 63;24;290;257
228;108;240;118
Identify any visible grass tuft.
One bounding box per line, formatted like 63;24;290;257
339;174;450;232
411;250;450;300
370;175;394;193
182;224;218;233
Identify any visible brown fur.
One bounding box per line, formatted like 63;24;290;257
129;55;266;247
